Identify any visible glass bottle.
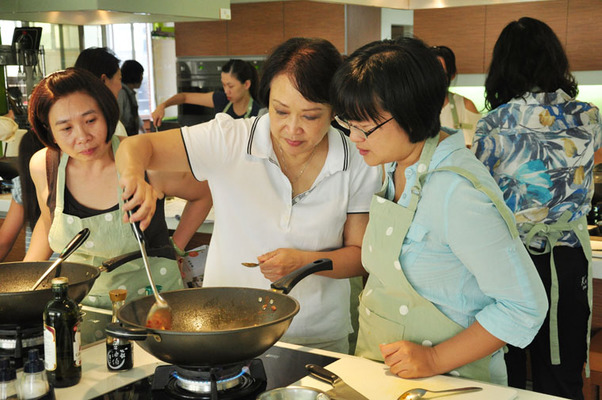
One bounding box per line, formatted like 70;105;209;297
106;289;133;371
0;357;18;400
43;277;82;388
20;349;52;400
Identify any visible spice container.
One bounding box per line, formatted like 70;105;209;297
106;289;133;371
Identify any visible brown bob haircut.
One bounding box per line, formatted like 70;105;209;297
28;67;119;150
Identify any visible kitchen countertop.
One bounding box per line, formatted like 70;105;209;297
56;341;566;400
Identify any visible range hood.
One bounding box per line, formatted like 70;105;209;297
231;0;554;9
0;0;232;25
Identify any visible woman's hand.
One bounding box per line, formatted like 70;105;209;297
380;341;440;379
119;173;162;231
151;105;165;128
257;248;307;282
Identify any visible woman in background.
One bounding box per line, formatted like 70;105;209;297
430;45;481;147
151;59;261;127
118;60;145;136
74;47;127;137
331;37;547;383
473;17;602;399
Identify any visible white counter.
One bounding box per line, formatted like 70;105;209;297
55;341;565;400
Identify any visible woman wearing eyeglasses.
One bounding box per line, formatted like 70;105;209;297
115;38;381;353
330;37;547;384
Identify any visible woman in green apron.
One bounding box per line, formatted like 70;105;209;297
151;59;262;128
330;38;548;385
473;17;602;400
25;68;210;343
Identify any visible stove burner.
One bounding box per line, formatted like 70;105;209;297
152;359;267;400
0;323;44;369
173;366;248;393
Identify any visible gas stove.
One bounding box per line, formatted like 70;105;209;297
0;323;44;369
91;345;338;399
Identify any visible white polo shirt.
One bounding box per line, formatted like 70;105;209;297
181;113;380;345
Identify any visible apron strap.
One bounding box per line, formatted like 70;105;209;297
522;210;591;366
223;97;254;118
448;92;473;130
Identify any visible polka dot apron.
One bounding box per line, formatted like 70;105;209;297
355;133;519;383
47;135;183;343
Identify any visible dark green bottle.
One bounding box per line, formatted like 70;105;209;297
43;277;82;388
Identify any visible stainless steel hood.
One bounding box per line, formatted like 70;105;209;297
231;0;554;9
0;0;232;25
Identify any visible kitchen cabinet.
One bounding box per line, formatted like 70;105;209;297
414;0;602;73
175;1;380;56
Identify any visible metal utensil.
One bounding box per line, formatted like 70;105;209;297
241;262;259;268
127;210;173;330
398;386;482;400
30;228;90;290
306;364;369;400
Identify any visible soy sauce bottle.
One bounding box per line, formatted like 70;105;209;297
106;289;133;371
43;277;82;388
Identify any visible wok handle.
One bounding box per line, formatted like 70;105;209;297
105;322;149;341
100;246;176;272
270;258;333;294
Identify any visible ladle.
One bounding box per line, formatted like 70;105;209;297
398;386;482;400
128;211;173;330
30;228;90;291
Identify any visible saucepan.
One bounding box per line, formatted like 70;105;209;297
106;258;333;367
0;246;174;325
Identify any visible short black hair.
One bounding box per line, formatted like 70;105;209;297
430;45;456;86
485;17;578;110
222;59;259;101
121;60;144;84
258;37;342;107
28;68;119;151
74;47;120;80
331;37;446;143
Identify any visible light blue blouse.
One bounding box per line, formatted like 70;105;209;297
386;132;548;348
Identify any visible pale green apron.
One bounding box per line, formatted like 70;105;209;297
522;211;592;373
47;135;183;343
223;97;254;118
355;133;519;383
448;92;473;131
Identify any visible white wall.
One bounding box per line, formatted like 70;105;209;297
380;8;413;40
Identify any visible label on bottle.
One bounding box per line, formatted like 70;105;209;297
73;322;81;367
107;342;133;371
43;324;57;371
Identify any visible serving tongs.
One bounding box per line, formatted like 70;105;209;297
127;210;173;330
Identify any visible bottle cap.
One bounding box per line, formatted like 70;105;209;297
109;289;127;302
51;277;68;286
23;349;45;373
0;357;16;382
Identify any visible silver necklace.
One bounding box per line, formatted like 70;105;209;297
277;142;318;185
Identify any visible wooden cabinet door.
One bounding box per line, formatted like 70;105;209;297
414;6;487;74
228;2;285;55
567;0;602;71
283;1;345;53
175;21;228;57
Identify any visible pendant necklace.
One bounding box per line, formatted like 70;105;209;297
277;142;318;190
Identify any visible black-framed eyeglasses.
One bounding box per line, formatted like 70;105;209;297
334;115;394;138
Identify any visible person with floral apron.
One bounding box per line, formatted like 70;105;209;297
331;37;548;384
24;68;210;344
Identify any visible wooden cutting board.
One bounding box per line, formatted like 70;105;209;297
296;356;518;400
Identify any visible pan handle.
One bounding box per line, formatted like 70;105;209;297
270;258;333;294
105;322;149;341
100;245;176;272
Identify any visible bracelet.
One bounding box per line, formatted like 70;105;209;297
170;237;188;257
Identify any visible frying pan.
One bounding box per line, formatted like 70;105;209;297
0;246;175;325
106;258;333;367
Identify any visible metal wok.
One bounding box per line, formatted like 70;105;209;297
0;246;174;325
106;258;333;367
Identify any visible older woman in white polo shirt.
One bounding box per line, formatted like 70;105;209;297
116;37;381;353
